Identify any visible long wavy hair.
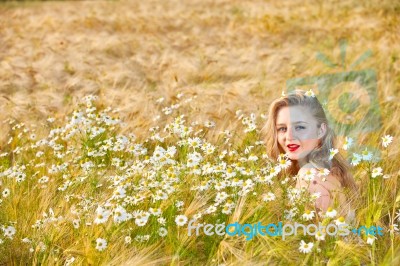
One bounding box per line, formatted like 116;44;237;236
262;90;358;192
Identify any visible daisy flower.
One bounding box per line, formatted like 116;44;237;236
325;207;337;218
361;148;373;161
300;168;317;181
302;210;315;221
94;206;111;224
381;135;393;148
205;205;217;214
317;168;330;177
204;121;216;128
2;189;10;198
350;153;362;166
225;168;236;179
366;235;376;245
222;204;233;215
149;207;162;216
299;240;314;253
2;226;16;239
134;218;147;227
21;237;31;243
342;136;353;150
162;107;172;115
175;201;185;208
125;236;132;244
248;154;258;162
72;219;80;229
159;227;168;237
113;205;131;223
65;257;75;266
38;176;49;184
311;192;321;200
315;231;325;241
371;167;383;178
112;186;126;199
305;89;315;97
157;217;167;225
95;238;107;251
215;192;229;204
186;152;202;167
278;157;292;170
188;137;202;149
256;113;266;121
329;148;338;160
268;166;281;178
284;207;298;220
334;216;346;226
203;143;216;155
175;214;188;226
262;192;276;202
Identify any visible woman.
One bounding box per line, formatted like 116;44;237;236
263;90;358;220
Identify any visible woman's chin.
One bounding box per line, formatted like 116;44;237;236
282;150;301;161
287;154;303;162
286;150;304;161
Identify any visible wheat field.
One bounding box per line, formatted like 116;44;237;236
0;0;400;265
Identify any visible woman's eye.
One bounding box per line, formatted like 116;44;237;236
277;126;305;132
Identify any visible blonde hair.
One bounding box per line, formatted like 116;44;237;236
262;90;358;192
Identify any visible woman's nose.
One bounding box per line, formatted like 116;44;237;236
286;127;296;140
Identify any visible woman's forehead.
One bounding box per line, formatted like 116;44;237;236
276;106;314;124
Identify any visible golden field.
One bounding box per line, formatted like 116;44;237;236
0;0;399;265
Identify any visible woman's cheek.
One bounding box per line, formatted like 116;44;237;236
278;137;284;148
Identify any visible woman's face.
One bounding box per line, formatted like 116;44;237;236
276;105;326;167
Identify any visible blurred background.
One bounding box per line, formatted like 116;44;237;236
0;0;399;146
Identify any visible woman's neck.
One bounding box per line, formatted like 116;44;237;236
297;158;308;168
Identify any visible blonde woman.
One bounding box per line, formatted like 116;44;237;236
263;90;357;220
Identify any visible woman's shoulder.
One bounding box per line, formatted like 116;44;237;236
297;163;353;216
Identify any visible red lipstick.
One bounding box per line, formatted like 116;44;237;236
287;144;300;152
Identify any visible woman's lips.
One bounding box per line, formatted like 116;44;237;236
287;144;300;152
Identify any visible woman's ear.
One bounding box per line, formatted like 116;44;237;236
318;123;327;139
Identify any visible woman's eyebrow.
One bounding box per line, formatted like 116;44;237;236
276;121;308;126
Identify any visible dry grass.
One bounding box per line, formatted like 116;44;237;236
1;0;398;139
